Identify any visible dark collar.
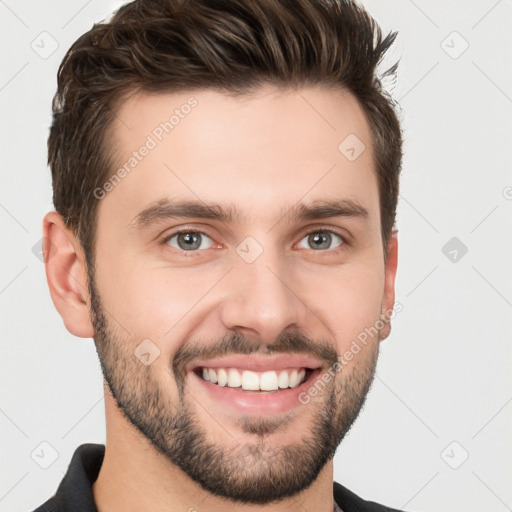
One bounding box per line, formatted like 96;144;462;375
33;444;103;512
33;444;402;512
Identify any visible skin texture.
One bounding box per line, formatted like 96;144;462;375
44;85;398;512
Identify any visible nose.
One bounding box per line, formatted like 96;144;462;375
218;247;310;345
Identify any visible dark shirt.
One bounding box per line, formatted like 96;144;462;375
32;444;404;512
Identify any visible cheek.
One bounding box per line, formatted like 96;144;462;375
94;231;385;350
304;261;385;348
93;254;220;339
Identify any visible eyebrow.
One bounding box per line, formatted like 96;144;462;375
130;197;369;230
131;199;240;229
290;200;369;223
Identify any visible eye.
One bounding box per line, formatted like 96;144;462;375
165;230;214;251
297;230;344;251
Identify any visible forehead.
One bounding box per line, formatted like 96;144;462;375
104;85;379;228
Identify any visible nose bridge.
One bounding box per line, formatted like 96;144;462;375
219;241;307;343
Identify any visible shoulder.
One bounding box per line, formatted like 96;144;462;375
29;444;105;512
31;497;59;512
334;481;407;512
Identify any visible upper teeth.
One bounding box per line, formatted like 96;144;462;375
201;368;307;391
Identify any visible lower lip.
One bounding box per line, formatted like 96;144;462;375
190;369;322;415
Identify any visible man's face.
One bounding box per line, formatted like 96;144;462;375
90;86;396;503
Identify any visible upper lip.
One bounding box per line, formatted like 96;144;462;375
187;354;323;372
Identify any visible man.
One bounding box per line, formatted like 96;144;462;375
36;0;404;510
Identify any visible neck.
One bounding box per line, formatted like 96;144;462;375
92;394;336;512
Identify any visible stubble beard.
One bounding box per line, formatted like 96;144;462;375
89;277;379;504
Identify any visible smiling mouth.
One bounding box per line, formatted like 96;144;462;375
194;367;316;392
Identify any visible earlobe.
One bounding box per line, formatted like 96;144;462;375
379;229;399;341
43;212;95;338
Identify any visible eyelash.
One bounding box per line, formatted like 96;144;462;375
160;227;349;256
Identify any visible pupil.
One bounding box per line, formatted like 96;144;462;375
310;232;330;250
180;232;200;250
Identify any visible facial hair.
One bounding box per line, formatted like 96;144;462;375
89;276;380;504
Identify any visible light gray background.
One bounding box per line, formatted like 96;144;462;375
1;1;511;511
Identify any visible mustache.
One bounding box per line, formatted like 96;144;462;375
172;329;339;385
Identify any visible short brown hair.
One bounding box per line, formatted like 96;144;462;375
48;0;402;267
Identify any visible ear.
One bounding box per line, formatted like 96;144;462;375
379;229;398;341
43;211;94;338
